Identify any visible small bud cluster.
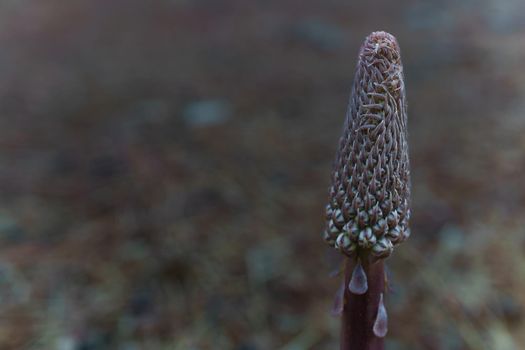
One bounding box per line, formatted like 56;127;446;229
323;32;410;260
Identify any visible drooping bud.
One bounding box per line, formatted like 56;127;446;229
348;260;368;295
373;293;388;337
323;31;410;260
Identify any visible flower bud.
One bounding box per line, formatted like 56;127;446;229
323;31;411;260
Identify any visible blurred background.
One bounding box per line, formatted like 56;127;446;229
0;0;524;349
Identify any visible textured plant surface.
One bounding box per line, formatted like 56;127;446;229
325;31;410;349
324;31;410;262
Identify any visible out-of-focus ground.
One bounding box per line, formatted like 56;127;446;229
0;0;524;349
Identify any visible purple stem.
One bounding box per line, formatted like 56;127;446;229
341;256;385;350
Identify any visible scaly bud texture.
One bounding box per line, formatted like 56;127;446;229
324;31;410;261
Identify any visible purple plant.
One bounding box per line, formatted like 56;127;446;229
323;31;410;349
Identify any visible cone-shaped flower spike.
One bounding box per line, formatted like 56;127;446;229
326;31;411;350
324;31;410;262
